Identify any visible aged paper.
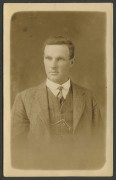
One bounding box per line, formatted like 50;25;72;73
4;3;113;177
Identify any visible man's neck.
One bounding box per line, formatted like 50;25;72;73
47;78;70;86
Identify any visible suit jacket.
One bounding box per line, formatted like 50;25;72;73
11;81;105;169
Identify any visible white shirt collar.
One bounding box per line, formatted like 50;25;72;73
46;78;71;99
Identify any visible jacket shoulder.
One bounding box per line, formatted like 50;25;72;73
72;82;98;107
72;82;93;96
16;82;45;101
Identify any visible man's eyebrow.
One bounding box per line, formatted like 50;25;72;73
44;55;52;58
56;56;65;60
44;55;65;60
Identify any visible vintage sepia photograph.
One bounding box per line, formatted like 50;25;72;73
4;3;113;177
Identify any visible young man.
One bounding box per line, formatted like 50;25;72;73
11;36;105;169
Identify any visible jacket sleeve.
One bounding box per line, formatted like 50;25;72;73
11;93;30;143
91;95;106;163
92;95;105;134
11;93;31;167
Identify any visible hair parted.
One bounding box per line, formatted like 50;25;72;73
44;36;74;59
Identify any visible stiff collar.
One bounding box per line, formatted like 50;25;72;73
46;78;71;90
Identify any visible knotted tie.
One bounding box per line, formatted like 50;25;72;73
57;86;64;105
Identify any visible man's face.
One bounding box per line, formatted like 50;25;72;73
44;45;74;84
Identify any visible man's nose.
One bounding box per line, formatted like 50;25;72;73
51;59;57;68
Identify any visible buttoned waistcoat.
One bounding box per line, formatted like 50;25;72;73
11;81;105;169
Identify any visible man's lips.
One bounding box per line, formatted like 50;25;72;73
49;71;59;74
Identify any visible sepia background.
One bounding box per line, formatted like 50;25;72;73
10;12;106;118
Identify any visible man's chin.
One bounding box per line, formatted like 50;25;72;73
48;76;61;84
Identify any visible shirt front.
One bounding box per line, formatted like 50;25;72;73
46;78;71;99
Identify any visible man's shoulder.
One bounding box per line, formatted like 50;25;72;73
17;81;93;100
72;82;98;107
72;82;93;96
17;81;46;99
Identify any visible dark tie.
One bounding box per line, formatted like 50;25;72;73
57;86;64;105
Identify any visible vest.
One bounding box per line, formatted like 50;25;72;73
47;87;73;140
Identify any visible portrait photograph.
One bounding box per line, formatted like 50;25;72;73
3;3;113;177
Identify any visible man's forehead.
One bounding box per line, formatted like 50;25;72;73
44;44;69;54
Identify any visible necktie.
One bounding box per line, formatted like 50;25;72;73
57;86;64;105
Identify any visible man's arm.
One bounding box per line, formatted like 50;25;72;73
11;93;30;167
11;93;30;156
92;95;105;135
91;95;106;165
11;93;30;141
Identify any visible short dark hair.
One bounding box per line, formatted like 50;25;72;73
44;36;74;59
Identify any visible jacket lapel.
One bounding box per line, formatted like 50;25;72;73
72;83;85;133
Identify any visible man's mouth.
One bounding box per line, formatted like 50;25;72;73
49;71;58;74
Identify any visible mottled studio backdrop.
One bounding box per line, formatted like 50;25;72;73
10;12;106;118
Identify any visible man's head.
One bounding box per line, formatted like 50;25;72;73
43;36;75;84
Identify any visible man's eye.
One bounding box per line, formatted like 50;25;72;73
45;57;52;60
57;58;64;61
